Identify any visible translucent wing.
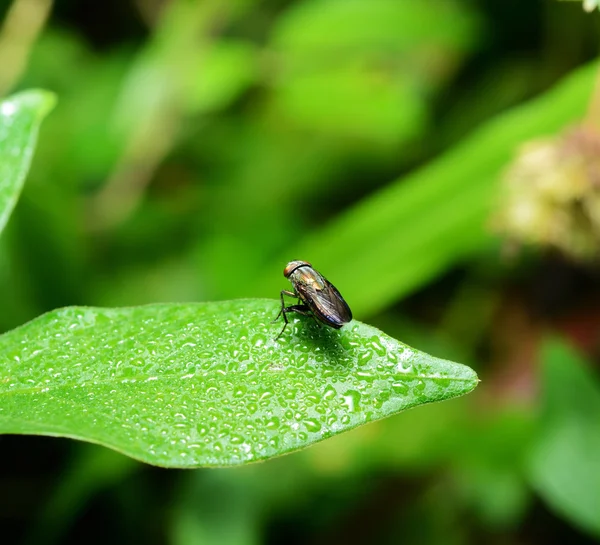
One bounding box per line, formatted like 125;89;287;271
293;269;352;328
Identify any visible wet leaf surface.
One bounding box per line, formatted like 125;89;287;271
0;300;478;467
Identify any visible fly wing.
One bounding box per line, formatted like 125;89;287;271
295;276;352;328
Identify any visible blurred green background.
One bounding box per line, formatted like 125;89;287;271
2;0;600;544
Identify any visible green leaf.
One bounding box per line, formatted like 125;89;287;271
272;0;479;55
246;62;597;316
272;64;428;143
183;40;258;115
0;90;56;236
0;300;478;468
527;337;600;537
269;0;479;144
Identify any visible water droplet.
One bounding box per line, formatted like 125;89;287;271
342;389;361;412
252;333;266;348
358;351;371;365
283;388;298;400
303;419;322;432
266;417;279;429
396;361;413;374
369;336;387;357
392;382;409;395
233;385;247;397
305;393;319;405
323;387;336;400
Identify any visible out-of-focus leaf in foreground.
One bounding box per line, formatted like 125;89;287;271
0;90;56;235
527;338;600;538
0;300;478;468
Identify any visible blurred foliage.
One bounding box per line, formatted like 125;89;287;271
561;0;600;14
494;125;600;261
528;338;600;537
248;62;596;316
0;90;55;234
1;0;600;544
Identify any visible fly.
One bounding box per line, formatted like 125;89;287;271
274;260;352;339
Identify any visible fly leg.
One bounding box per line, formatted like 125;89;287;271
274;289;297;339
275;301;311;340
274;290;297;322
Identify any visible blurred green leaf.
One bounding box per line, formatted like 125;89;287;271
527;337;600;537
0;89;55;236
22;31;128;181
269;0;480;143
272;0;479;56
248;62;598;316
0;300;477;468
451;409;535;530
272;63;427;143
183;40;258;115
112;1;254;140
172;469;268;545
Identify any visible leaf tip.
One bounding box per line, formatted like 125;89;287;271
2;89;57;120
